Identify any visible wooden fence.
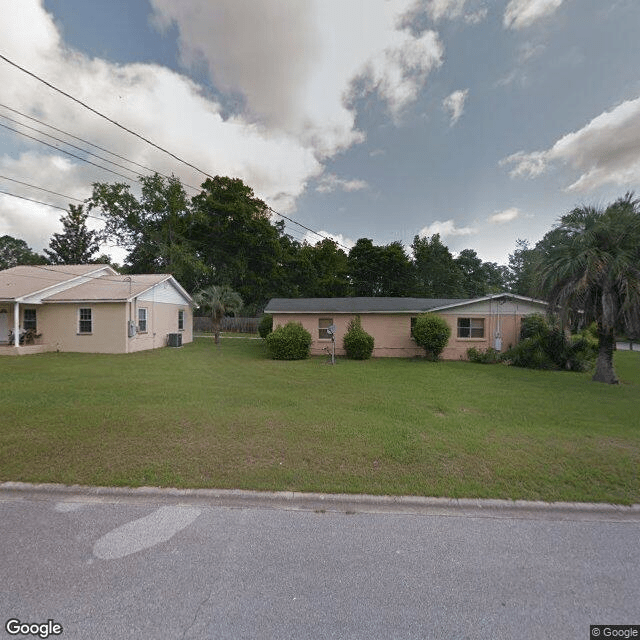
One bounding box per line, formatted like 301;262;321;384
194;316;260;334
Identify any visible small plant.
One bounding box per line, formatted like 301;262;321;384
467;347;502;364
411;313;451;361
258;314;273;338
343;316;374;360
265;322;312;360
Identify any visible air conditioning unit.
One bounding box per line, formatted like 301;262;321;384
167;333;182;347
128;321;137;338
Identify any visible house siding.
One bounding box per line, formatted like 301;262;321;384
127;301;192;352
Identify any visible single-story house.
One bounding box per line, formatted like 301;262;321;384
0;264;193;355
264;294;548;359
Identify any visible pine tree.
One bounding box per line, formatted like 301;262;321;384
45;204;100;265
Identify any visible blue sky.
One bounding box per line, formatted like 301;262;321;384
1;0;640;266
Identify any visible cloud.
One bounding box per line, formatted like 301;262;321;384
316;174;369;194
501;96;640;191
488;208;521;223
0;1;446;254
442;89;469;125
418;219;477;237
399;0;487;26
301;230;356;250
503;0;564;30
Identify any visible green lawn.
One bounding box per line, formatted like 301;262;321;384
1;338;639;503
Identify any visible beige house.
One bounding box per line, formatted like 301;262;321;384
264;294;548;359
0;264;193;355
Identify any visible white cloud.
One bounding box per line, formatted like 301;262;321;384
442;89;469;125
400;0;487;24
316;174;369;194
488;208;521;223
0;0;446;254
418;219;477;237
501;96;640;192
503;0;564;30
301;230;356;250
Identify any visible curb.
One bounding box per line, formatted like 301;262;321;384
2;482;639;521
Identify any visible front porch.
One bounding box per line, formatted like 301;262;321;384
0;343;56;356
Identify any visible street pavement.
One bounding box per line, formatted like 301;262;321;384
1;483;639;640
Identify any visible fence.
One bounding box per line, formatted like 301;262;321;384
194;316;260;334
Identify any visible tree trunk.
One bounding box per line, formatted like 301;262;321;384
592;327;618;384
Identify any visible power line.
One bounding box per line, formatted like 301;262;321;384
0;188;104;221
0;103;202;193
0;174;84;203
0;53;215;181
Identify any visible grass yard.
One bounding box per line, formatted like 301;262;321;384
1;338;639;504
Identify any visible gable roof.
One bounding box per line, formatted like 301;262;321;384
0;265;192;304
265;293;547;314
0;265;116;301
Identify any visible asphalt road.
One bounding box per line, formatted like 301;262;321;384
1;485;638;640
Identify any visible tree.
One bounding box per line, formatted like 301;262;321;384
44;204;100;265
193;284;243;344
0;235;46;269
507;239;537;296
88;174;210;292
412;234;464;298
536;193;640;384
343;315;374;359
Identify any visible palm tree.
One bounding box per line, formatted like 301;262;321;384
537;193;640;383
193;285;243;344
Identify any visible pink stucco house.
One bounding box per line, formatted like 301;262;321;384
0;264;192;355
264;294;548;359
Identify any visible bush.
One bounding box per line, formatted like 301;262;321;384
412;313;451;361
503;314;597;371
265;322;312;360
258;314;273;338
343;316;374;360
467;347;503;364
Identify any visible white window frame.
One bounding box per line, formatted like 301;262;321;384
457;317;484;339
138;307;148;333
318;317;333;340
178;309;185;331
78;308;92;334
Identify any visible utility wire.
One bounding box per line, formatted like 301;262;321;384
0;174;84;203
0;188;104;221
0;53;215;181
0;103;202;193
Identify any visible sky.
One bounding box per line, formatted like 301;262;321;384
1;0;640;267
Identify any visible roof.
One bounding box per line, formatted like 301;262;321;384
0;265;114;301
0;265;193;304
265;297;470;314
46;274;174;302
264;294;548;314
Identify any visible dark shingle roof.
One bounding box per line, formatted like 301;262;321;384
264;297;471;314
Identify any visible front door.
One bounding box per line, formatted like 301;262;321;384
0;309;8;343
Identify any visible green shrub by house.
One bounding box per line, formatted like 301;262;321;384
265;322;312;360
258;314;273;338
412;313;451;361
343;316;374;360
467;346;503;364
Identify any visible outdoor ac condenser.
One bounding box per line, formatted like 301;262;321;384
167;333;182;347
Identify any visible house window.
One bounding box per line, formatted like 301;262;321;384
318;317;333;340
23;309;37;331
457;317;484;338
138;308;147;333
410;317;417;337
178;309;185;331
78;308;92;334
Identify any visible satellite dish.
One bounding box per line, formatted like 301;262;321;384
326;324;336;336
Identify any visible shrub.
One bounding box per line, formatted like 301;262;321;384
265;322;312;360
343;316;374;360
412;313;451;361
258;314;273;338
467;347;503;364
503;314;597;371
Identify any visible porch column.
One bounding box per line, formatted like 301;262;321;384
14;301;20;351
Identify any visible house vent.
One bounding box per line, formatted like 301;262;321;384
167;333;182;347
